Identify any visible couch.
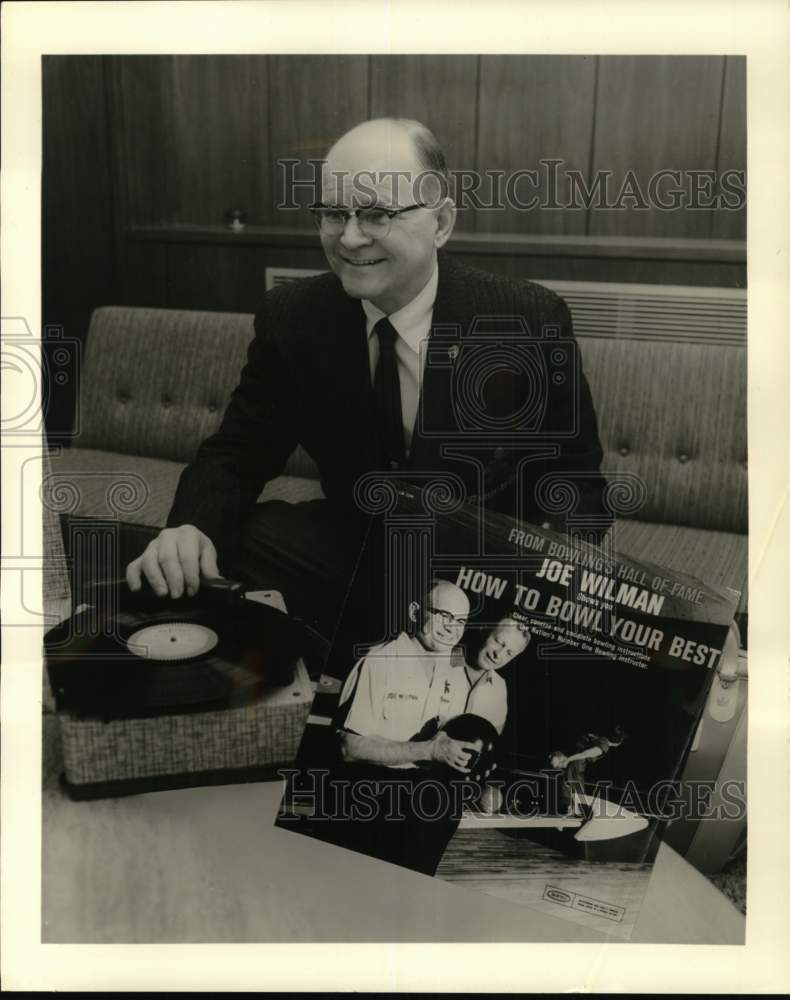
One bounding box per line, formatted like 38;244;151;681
45;299;748;635
41;296;748;874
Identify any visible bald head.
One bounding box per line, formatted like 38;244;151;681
324;118;449;204
429;580;470;618
315;118;456;315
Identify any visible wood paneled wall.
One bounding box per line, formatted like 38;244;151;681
100;54;746;239
42;58;118;437
42;54;746;432
476;56;597;237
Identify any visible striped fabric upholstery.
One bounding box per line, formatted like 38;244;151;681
78;307;251;462
77;306;318;479
48;448;324;528
42;449;70;713
76;307;746;534
42;449;71;603
612;519;747;615
69;308;747;539
43;302;748;625
581;338;746;534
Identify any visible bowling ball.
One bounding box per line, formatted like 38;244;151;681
437;713;499;783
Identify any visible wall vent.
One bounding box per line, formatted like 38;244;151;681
265;267;325;290
540;280;746;346
264;268;746;346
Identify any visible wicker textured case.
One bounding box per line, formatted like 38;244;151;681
51;589;315;799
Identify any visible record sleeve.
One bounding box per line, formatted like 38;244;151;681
277;481;741;939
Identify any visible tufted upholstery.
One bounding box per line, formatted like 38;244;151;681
76;306;319;478
581;338;747;534
46;303;747;620
611;519;747;616
72;307;746;531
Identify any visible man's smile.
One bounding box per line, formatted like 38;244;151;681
339;254;387;267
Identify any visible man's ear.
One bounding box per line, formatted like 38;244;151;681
433;197;457;248
408;600;420;624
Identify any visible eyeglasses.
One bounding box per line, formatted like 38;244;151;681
309;203;425;238
426;605;468;629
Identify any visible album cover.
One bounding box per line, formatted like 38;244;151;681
277;481;741;938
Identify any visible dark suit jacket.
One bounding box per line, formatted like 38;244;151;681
168;253;609;558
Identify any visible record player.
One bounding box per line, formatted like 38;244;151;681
45;578;314;799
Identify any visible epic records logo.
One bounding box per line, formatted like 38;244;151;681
543;886;573;906
542;884;625;922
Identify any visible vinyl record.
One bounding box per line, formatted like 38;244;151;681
45;578;305;720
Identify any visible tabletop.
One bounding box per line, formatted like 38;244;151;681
41;715;744;945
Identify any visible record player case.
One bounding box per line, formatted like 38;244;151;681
47;588;313;800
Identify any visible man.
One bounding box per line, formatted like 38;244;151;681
445;615;531;815
336;579;476;771
550;727;627;816
126;118;608;642
318;579;479;874
449;615;532;736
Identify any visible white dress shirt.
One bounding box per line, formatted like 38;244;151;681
338;631;456;769
361;262;439;456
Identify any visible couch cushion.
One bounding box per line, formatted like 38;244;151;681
77;307;253;462
42;449;70;604
47;448;325;529
75;306;319;480
47;449;746;610
580;337;747;534
77;307;745;535
612;518;747;617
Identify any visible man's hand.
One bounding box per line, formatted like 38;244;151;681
126;525;220;599
430;731;477;773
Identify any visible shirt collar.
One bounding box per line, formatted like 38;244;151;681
362;259;439;355
401;631;454;667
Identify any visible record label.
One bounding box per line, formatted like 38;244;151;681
127;622;219;661
46;579;305;718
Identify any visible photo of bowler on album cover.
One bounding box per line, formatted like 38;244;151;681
277;484;741;937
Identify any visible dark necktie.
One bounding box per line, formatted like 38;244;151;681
373;317;405;470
